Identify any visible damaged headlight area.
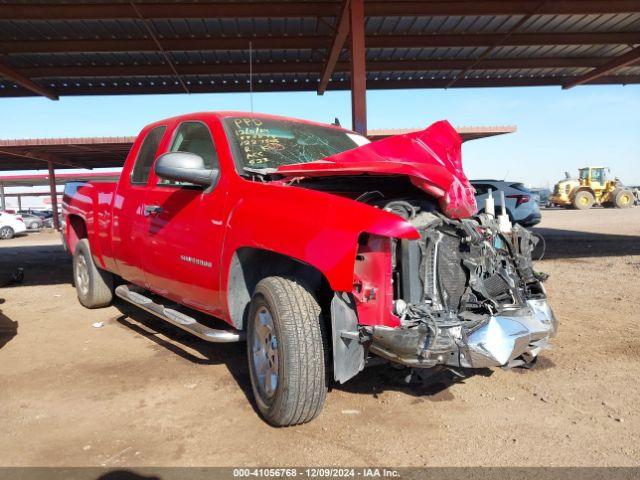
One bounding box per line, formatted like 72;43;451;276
343;203;557;379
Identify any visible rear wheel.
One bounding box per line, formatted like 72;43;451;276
614;189;633;209
0;226;14;240
73;239;114;308
247;276;328;426
573;190;594;210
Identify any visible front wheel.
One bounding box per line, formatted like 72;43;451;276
247;276;328;426
73;239;114;308
614;189;633;209
573;190;594;210
0;226;14;240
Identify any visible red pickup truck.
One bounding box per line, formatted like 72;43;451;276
63;112;556;426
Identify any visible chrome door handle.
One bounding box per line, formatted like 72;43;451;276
144;204;163;216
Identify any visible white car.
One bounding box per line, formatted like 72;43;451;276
0;211;27;240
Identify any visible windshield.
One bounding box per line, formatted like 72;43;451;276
579;168;589;180
223;116;369;171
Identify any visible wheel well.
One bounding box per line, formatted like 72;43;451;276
227;248;334;331
67;214;87;254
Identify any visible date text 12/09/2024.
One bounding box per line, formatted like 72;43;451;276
232;469;400;478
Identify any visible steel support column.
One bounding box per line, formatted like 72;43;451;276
318;0;350;96
47;161;60;230
349;0;366;135
0;182;5;211
17;195;22;211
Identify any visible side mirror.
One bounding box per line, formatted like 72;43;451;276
154;152;218;187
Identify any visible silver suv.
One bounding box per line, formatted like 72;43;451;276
471;180;541;227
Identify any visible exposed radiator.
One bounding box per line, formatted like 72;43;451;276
436;235;466;311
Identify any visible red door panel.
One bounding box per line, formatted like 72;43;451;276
141;186;228;316
141;120;228;317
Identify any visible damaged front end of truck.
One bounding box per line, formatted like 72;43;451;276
277;120;557;383
328;206;557;383
363;212;555;370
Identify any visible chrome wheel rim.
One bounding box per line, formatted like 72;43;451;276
0;227;12;239
75;255;90;297
251;305;279;399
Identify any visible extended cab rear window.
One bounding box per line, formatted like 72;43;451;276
130;125;167;185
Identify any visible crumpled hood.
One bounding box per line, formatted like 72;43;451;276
276;120;477;219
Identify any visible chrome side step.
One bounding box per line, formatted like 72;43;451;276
115;284;244;343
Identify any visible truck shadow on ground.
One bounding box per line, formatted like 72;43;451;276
533;228;640;260
0;304;18;351
0;243;70;287
113;299;487;405
96;470;160;480
336;363;493;401
112;300;255;408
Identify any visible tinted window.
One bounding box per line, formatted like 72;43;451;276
591;169;604;183
130;126;166;185
509;183;530;193
472;183;492;195
170;121;218;168
156;121;219;187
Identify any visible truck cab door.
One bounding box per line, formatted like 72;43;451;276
141;120;228;317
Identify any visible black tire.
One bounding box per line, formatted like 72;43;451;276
614;189;633;209
0;226;14;240
247;276;328;427
573;190;594;210
73;238;114;308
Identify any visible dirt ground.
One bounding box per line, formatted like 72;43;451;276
1;207;639;467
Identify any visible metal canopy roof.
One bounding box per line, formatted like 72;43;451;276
0;171;120;187
0;125;515;171
0;1;639;99
0;136;135;170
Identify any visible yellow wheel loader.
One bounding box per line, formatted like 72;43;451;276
550;167;634;210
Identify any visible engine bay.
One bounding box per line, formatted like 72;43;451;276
371;195;556;369
292;173;557;371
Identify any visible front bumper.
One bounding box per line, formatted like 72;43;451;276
368;298;557;369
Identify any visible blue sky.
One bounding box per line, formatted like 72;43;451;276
1;84;639;189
